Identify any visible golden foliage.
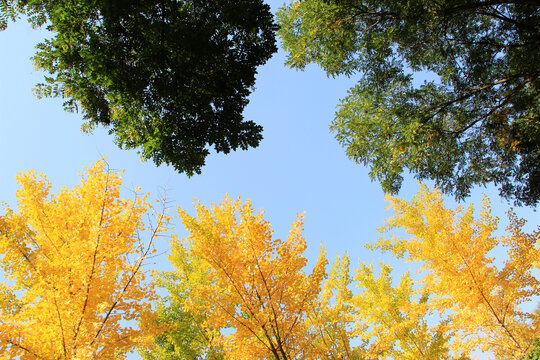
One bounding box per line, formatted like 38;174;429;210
306;254;360;359
352;264;447;359
173;196;328;360
372;185;540;359
309;254;455;360
0;160;166;359
166;196;463;360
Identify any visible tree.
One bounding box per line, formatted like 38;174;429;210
277;0;540;206
165;196;329;360
309;254;459;359
2;0;277;175
371;185;540;358
0;160;166;359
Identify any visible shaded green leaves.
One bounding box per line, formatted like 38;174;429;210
11;0;278;175
278;0;540;205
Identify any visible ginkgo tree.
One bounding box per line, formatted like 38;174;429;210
167;197;329;360
372;185;540;359
0;160;167;359
351;263;457;359
306;254;460;360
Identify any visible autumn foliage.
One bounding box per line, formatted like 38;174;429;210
0;160;166;359
373;185;540;358
149;197;453;359
1;161;538;360
169;197;328;359
149;190;539;360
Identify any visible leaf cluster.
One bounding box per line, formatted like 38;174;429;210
373;185;540;358
278;0;540;206
0;160;165;359
171;197;328;360
4;0;277;175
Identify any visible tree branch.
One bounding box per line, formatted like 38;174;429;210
4;337;44;359
427;0;540;16
450;236;525;353
422;71;538;125
246;232;289;360
72;169;111;353
53;296;67;359
89;209;164;347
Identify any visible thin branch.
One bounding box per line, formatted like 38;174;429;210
449;236;525;353
445;75;531;136
89;209;165;346
212;292;276;355
422;71;538;124
262;323;284;360
427;0;539;16
53;296;67;359
72;170;111;353
478;10;536;30
199;239;286;357
246;232;288;359
5;338;44;359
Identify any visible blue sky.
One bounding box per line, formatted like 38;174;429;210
0;1;538;358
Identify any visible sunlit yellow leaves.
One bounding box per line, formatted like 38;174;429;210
352;264;453;359
306;254;361;359
0;160;166;359
7;161;530;360
161;195;467;360
146;187;540;359
372;185;540;359
172;196;328;360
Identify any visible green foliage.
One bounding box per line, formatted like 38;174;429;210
524;339;540;360
0;1;22;29
140;303;227;360
278;0;540;206
5;0;277;175
139;245;227;360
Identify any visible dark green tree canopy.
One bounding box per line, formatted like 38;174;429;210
3;0;277;175
278;0;539;206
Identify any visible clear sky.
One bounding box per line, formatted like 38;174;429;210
0;1;538;358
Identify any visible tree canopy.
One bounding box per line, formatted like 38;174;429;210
373;186;540;358
168;197;329;360
0;160;166;359
2;0;277;175
2;160;539;359
278;0;540;206
147;191;540;359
